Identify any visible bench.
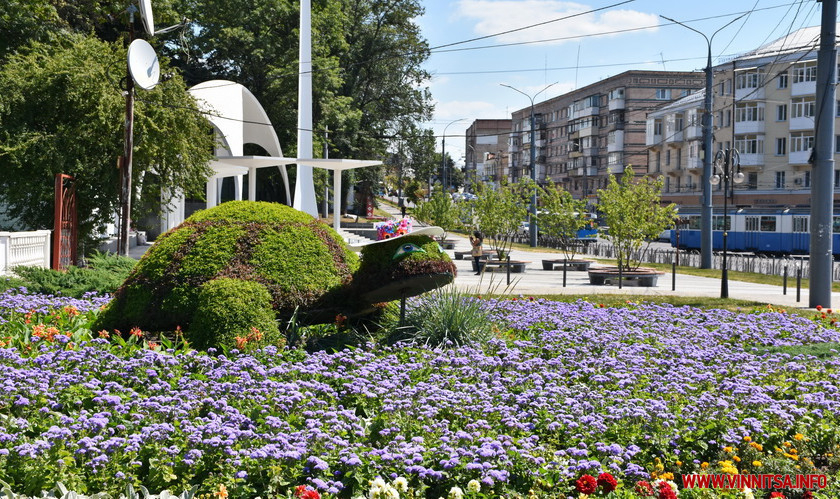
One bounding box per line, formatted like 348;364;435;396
454;250;497;260
541;259;592;271
484;260;530;273
588;269;662;287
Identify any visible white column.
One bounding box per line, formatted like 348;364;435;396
292;0;318;217
206;179;216;208
234;175;243;200
248;167;257;201
333;168;341;230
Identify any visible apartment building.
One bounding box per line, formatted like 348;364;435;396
464;119;512;190
506;70;704;205
647;24;840;210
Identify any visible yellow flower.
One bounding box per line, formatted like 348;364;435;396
676;461;683;466
794;433;804;441
660;472;674;481
752;460;762;467
701;462;709;469
213;485;228;499
783;442;792;448
733;456;741;462
789;448;798;454
724;446;734;453
750;442;763;451
743;436;752;442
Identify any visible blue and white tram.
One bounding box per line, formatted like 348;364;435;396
670;209;840;255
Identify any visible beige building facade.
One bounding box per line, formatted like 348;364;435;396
464;119;512;190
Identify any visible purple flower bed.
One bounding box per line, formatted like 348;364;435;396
0;299;838;497
0;288;109;322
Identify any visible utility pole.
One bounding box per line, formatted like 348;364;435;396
118;11;136;257
810;0;836;309
661;13;746;269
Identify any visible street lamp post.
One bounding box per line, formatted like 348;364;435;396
441;119;465;195
710;148;743;298
501;82;557;248
660;13;746;269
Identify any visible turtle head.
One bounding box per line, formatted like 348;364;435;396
353;233;456;303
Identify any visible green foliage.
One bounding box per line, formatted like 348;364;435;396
469;180;532;260
188;278;283;351
537;183;588;259
596;166;677;271
0;32;213;246
413;189;460;238
10;252;136;298
380;285;495;348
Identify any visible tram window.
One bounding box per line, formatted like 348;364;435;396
793;216;808;233
688;216;700;230
760;216;777;232
834;216;840;233
713;216;731;230
745;216;759;231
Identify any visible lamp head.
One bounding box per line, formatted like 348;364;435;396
733;171;745;184
710;174;721;186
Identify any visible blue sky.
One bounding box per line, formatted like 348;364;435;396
416;0;824;165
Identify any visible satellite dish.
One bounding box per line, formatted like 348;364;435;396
127;39;160;90
138;0;155;35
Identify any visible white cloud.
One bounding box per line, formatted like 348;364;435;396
456;0;659;44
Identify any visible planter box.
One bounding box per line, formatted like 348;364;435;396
484;260;530;273
588;267;663;287
542;259;593;271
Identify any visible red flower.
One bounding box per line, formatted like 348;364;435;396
657;481;677;499
597;472;617;493
770;493;786;499
634;481;654;496
803;490;814;499
816;305;823;311
575;474;598;495
294;485;321;499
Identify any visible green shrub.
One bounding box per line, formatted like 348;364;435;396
11;251;136;297
381;286;495;347
188;278;283;351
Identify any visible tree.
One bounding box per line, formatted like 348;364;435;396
413;189;459;239
596;166;677;271
0;33;214;247
537;183;588;260
469;180;531;260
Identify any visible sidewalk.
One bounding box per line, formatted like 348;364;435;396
375;201;836;309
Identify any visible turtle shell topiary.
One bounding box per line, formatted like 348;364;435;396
94;201;360;333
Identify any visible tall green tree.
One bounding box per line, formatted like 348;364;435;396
470;179;531;260
597;166;677;271
0;33;214;245
537;183;588;260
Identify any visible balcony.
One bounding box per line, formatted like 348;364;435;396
734;120;765;135
608;97;625;111
665;130;683;145
574;166;597;177
578;125;597;137
607;131;624;153
789;116;814;131
573;105;599;119
789;150;810;165
735;86;764;100
738;153;763;166
582;147;599;157
608;164;624;174
686;157;702;170
508;144;519;153
569;150;582;158
646;131;662;147
684;124;702;141
791;80;816;97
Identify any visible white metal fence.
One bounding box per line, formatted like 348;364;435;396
0;230;51;274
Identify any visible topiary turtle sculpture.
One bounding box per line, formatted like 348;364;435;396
93;201;456;349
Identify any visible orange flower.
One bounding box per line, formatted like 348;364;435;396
214;485;228;498
147;342;158;350
129;327;143;338
235;336;248;350
248;327;263;342
62;305;79;317
98;330;110;338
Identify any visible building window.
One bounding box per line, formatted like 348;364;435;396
655;89;671;100
790;132;814;153
778;72;788;89
735;134;764;154
803;171;811;188
775;171;786;189
776;104;787;121
835;170;840;188
736;71;761;89
776;137;786;155
675;148;682;169
748;172;758;190
792;61;817;83
735;102;764;122
836;135;840;153
791;96;816;118
665;177;670;192
665;150;671;165
609;87;624;100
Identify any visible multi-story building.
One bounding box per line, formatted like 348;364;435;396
464;119;511;190
647;25;840;210
506;70;704;206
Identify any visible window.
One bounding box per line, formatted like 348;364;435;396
713;216;731;230
775;171;786;189
725;110;731;127
776;137;787;155
803;171;811;188
748;172;758;189
791;97;816;118
736;71;761;89
790;132;814;153
607;152;622;165
835;170;840;189
836;135;840;154
793;216;809;233
735;135;764;154
675;148;682;169
746;216;759;231
778;72;788;89
665;150;671;165
792;61;817;83
735;103;764;122
760;216;777;232
656;89;671;100
609;88;624;100
834;216;840;233
654;120;662;135
777;104;787;121
665;177;670;192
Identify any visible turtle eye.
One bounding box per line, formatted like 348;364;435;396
393;243;426;260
